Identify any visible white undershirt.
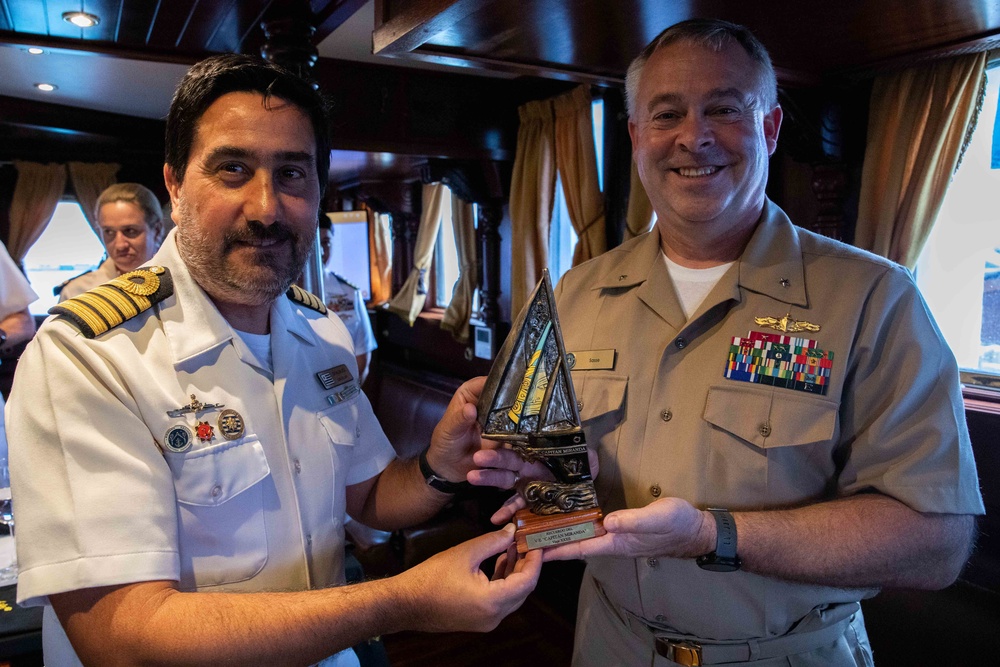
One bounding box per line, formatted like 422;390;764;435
663;254;734;320
233;329;273;373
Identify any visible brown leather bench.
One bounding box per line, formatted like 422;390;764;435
348;364;505;577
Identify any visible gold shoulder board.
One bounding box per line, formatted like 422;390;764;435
48;266;173;339
286;284;328;315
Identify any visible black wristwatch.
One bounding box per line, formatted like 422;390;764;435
418;447;471;494
696;508;742;572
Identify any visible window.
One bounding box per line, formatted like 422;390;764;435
915;62;1000;382
432;189;456;307
548;96;605;284
22;201;105;315
325;211;372;301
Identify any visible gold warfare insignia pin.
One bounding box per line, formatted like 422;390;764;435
217;409;246;441
754;313;820;333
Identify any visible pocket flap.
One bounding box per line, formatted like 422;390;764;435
572;371;628;425
704;385;838;448
167;437;270;507
318;400;360;446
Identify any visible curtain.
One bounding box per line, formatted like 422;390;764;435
855;52;988;268
68;162;120;231
509;98;556;316
7;161;67;261
625;158;654;239
387;182;448;325
441;194;477;343
368;209;393;306
554;85;607;266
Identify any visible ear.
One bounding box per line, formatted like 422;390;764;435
163;163;182;226
627;119;639;157
763;105;783;156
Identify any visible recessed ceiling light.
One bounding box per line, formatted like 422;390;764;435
62;11;100;28
35;83;58;92
26;47;45;55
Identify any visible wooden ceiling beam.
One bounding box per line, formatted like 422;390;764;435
372;0;497;55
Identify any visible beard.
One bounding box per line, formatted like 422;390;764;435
174;196;314;307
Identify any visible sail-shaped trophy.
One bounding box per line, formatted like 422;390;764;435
477;270;605;552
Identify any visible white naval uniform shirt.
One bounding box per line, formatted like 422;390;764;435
8;230;395;667
57;257;119;301
323;270;377;356
0;241;38;458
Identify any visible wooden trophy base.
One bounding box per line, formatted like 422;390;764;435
514;507;606;553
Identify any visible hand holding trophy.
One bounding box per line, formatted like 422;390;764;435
477;270;605;552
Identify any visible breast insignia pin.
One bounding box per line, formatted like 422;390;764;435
167;394;226;418
164;425;193;453
218;409;246;441
754;313;820;333
196;421;215;442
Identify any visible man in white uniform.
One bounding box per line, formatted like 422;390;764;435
8;54;540;667
0;240;38;458
319;215;378;384
56;183;164;301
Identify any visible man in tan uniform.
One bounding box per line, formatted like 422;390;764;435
480;19;984;667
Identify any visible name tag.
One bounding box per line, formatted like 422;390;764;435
568;349;616;370
317;364;354;390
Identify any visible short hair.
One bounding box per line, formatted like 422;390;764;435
624;19;778;118
165;53;331;197
318;214;332;231
96;183;164;228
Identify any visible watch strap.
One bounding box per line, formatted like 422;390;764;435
696;508;742;572
418;447;471;494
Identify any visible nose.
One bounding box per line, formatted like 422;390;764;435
676;113;714;152
246;172;280;225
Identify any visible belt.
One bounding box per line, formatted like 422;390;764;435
622;609;853;666
591;577;853;666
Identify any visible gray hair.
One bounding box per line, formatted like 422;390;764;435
96;183;164;228
625;19;778;118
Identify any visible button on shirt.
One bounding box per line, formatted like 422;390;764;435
8;230;395;666
555;199;984;642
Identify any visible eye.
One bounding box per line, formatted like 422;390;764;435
217;162;249;179
279;166;307;180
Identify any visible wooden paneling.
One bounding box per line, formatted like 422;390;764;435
375;0;1000;85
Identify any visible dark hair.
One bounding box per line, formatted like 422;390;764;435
165;53;330;196
625;19;777;117
97;183;164;228
318;214;332;230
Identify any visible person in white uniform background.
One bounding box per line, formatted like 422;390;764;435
8;53;540;667
56;182;165;301
319;215;377;384
0;240;38;459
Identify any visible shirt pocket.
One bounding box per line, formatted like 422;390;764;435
572;371;628;495
704;384;839;449
317;399;360;521
164;436;270;589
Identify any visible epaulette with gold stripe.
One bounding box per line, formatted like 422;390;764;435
48;267;173;339
286;284;328;314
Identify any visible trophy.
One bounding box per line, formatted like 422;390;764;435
477;270;604;552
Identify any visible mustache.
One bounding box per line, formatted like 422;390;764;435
223;220;295;248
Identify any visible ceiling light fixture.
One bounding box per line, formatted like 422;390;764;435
26;47;45;55
35;83;58;92
62;11;100;28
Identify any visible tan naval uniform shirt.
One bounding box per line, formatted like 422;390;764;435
554;199;984;664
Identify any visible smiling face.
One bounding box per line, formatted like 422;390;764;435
628;39;782;254
98;200;162;274
164;91;321;308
